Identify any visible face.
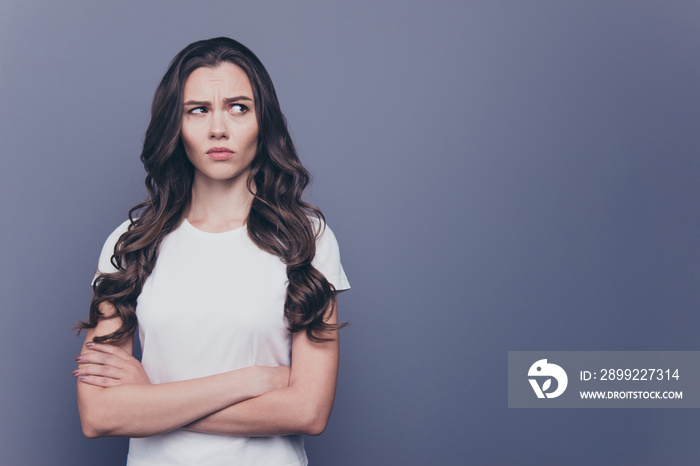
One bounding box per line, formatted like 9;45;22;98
181;62;259;186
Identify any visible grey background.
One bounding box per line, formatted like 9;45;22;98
1;1;699;465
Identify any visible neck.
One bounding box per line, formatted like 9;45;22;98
186;171;255;233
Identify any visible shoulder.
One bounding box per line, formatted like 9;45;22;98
309;216;340;253
95;219;133;275
105;219;133;245
308;216;339;240
309;216;350;291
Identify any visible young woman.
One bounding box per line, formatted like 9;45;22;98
75;37;350;466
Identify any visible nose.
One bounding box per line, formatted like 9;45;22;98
209;112;229;139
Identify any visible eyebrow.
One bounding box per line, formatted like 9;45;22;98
183;96;254;106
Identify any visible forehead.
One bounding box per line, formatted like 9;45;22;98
183;62;253;99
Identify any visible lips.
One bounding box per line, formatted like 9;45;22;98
206;147;234;161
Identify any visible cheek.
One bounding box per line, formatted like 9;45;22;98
180;126;200;157
180;127;192;150
245;125;259;150
248;131;259;149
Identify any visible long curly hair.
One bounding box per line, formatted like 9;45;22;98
79;37;342;343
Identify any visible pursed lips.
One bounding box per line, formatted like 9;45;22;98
206;147;235;160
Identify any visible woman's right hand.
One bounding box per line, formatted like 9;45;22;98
74;341;151;388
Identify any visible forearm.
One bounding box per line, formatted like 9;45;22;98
78;367;264;438
183;383;333;437
184;327;340;438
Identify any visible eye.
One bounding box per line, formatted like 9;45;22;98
187;106;207;114
230;104;249;114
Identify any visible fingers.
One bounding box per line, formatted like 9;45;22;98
76;351;124;369
84;341;131;360
75;374;121;388
73;361;122;388
74;350;151;386
74;363;121;380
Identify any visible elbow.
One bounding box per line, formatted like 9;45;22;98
80;407;127;438
287;385;335;435
301;409;331;436
81;415;124;439
78;400;117;439
80;415;109;439
304;420;327;436
82;426;103;440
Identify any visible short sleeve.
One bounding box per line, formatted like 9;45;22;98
92;219;132;284
312;220;351;292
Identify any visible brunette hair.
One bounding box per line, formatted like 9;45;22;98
79;37;342;343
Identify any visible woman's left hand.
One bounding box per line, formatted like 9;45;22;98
74;342;151;388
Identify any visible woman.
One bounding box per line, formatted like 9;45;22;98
75;37;350;466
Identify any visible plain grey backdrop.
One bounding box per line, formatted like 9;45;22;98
1;1;699;464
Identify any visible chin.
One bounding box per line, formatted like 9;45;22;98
194;166;252;184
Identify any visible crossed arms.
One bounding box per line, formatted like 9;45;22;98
75;302;340;438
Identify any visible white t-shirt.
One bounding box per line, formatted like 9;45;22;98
95;218;350;466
